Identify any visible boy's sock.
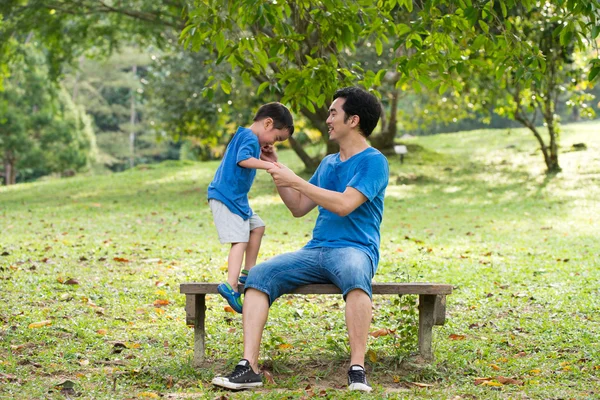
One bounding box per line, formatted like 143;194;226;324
238;269;250;284
217;282;243;313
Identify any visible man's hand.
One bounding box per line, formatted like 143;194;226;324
267;162;300;187
260;144;278;163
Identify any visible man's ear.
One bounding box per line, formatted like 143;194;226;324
349;115;360;128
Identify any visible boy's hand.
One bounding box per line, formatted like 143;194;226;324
260;144;278;163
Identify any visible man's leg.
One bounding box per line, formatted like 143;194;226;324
345;289;372;367
242;288;270;372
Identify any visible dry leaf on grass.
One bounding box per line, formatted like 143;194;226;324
370;328;394;337
28;320;52;329
262;369;275;385
153;299;169;307
448;334;466;340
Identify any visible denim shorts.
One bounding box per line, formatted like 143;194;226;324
244;247;375;305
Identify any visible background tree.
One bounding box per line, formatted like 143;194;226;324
0;43;96;185
182;0;600;172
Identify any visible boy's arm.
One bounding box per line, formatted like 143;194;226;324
268;163;367;217
238;157;275;170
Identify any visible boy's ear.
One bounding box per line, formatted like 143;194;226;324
263;117;274;130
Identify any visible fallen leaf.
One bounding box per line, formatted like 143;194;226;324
153;299;169;307
28;320;52;329
278;343;293;350
490;364;501;371
79;359;89;366
474;377;492;385
370;328;394;338
411;382;434;387
113;257;129;263
367;349;378;363
64;278;79;285
448;334;466;340
529;369;541;375
0;373;18;382
137;392;159;398
96;329;107;335
496;376;523;385
262;369;275;385
481;381;503;387
224;306;235;313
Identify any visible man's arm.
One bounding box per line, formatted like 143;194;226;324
276;185;318;217
238;157;275;170
268;164;367;217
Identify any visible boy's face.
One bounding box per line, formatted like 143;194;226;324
258;118;291;146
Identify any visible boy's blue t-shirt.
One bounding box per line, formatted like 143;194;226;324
304;147;389;270
207;127;260;220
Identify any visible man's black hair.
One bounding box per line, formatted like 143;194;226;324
332;87;381;137
253;102;294;136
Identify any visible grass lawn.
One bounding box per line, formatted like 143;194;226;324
1;121;599;399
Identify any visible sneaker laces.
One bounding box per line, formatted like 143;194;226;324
348;368;367;384
227;364;251;380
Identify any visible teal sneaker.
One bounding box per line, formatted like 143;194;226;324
238;269;250;285
217;282;243;313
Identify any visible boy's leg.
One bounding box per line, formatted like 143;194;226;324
244;226;265;270
227;242;247;292
240;214;266;284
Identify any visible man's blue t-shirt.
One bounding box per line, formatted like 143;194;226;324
207;127;259;220
304;147;389;270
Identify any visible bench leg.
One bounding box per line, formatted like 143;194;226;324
434;295;446;326
418;294;436;361
193;294;206;366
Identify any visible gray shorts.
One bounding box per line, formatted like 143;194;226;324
209;199;265;244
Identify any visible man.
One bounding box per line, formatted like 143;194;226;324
212;87;389;392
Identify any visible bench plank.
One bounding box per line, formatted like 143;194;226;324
180;282;452;295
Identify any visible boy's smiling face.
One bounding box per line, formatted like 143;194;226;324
257;118;291;146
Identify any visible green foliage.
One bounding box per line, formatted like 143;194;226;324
144;49;264;158
0;43;96;183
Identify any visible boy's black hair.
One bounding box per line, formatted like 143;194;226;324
332;87;381;137
253;102;295;136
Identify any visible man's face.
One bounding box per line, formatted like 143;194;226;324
326;97;356;141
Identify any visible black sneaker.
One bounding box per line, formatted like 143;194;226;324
347;364;372;392
212;359;263;390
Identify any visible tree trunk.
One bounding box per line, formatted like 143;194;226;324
129;64;137;169
370;87;400;152
299;105;337;169
3;152;16;185
545;116;561;173
288;136;320;172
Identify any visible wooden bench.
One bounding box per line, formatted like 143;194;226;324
180;282;452;366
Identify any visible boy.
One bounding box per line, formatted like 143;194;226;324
207;102;294;313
